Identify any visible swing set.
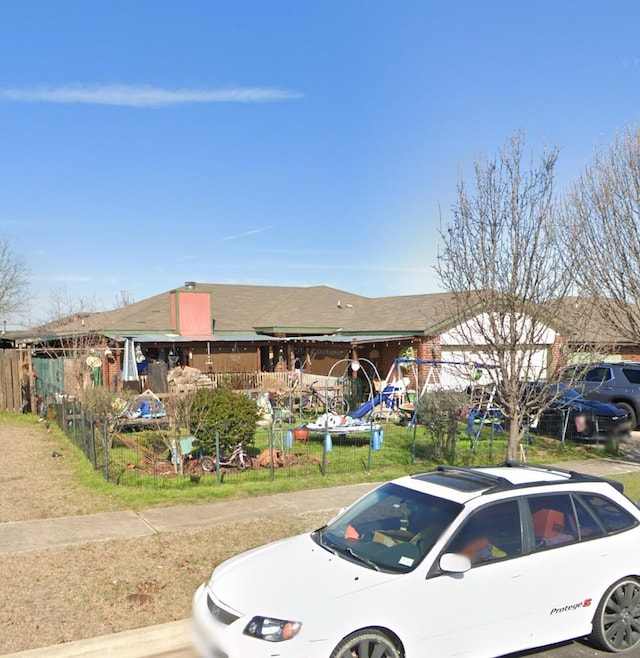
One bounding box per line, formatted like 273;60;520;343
376;357;504;451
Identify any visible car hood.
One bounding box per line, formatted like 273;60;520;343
556;397;628;417
209;533;396;618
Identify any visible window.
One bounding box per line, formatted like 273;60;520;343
573;496;605;540
585;367;612;383
446;500;522;566
528;494;577;549
622;367;640;384
581;494;638;533
319;482;462;573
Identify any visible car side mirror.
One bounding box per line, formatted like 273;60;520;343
439;553;471;573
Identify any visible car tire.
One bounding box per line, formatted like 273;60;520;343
590;577;640;653
330;629;402;658
615;402;637;430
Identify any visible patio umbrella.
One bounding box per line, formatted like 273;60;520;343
122;338;139;382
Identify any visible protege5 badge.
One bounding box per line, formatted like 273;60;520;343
550;599;592;615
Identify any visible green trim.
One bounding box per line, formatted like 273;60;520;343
252;326;341;335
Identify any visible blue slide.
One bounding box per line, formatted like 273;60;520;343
349;387;396;419
349;394;380;419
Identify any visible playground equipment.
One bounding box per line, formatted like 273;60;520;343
349;376;412;421
348;357;501;434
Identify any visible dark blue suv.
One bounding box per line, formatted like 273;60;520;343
561;362;640;429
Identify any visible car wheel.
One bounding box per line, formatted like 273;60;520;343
590;577;640;653
330;629;402;658
615;402;637;430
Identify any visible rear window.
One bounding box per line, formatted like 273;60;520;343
622;368;640;384
585;367;612;383
528;494;578;549
581;494;638;533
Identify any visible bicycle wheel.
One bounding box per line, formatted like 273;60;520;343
330;396;349;415
301;401;317;419
299;393;317;419
238;451;253;470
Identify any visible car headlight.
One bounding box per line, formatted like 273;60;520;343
244;616;302;642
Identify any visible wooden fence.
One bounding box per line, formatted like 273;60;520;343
0;348;344;413
0;349;23;412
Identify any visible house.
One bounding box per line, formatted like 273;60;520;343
9;282;635;412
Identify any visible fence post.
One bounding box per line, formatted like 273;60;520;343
81;407;88;457
72;400;77;447
103;422;109;482
89;417;97;469
451;419;458;464
411;422;418;465
269;425;275;481
215;431;222;485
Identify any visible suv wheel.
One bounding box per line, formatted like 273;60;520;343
615;402;637;430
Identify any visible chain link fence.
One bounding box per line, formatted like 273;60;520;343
50;397;423;488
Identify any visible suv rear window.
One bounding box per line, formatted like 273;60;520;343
622;368;640;384
585;367;612;383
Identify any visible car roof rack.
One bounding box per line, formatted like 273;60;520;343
496;461;624;493
410;462;624;495
411;465;514;493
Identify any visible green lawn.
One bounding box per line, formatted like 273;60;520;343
9;410;637;510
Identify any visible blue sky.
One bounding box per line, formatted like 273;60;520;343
1;0;639;327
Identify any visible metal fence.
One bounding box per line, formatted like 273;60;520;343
51;398;423;489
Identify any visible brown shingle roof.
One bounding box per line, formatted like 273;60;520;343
24;283;464;338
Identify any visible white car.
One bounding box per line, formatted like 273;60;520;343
192;462;640;657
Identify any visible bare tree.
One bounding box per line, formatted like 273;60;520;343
113;290;134;309
43;285;101;324
0;235;30;320
563;126;640;344
29;286;106;398
436;130;588;460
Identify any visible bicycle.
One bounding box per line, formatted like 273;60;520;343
299;381;349;418
200;442;252;472
270;390;297;423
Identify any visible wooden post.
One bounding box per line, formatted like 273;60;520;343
26;346;36;414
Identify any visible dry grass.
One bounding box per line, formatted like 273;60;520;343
0;418;332;654
0;419;124;523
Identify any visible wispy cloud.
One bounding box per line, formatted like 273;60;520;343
0;84;303;107
218;226;272;242
30;274;92;283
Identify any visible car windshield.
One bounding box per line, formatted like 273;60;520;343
313;482;462;573
541;383;582;401
557;387;582;401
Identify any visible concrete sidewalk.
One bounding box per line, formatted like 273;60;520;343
0;482;377;555
4;458;640;658
5;459;640;556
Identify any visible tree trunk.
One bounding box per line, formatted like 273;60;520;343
506;422;521;461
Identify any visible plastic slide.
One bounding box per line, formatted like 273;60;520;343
349;387;398;419
349;394;381;419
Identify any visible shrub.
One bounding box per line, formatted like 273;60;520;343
81;386;133;421
416;388;468;462
189;388;259;455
